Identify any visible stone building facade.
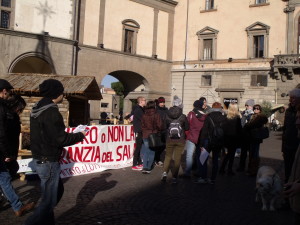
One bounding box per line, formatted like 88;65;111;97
0;0;300;120
171;0;300;114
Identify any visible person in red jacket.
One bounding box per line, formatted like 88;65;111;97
184;99;206;177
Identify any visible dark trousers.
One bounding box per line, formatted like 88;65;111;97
220;146;236;172
283;150;297;183
196;146;220;181
238;142;250;170
133;132;143;166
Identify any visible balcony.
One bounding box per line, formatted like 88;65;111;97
273;54;300;81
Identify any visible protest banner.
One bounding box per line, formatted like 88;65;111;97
17;125;135;178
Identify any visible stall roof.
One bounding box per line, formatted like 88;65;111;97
2;73;102;100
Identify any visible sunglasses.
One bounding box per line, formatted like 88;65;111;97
253;107;260;110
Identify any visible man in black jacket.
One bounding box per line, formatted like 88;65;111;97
0;79;35;217
131;96;146;170
25;79;86;225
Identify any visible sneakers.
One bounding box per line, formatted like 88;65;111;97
172;178;177;184
142;169;151;174
155;161;164;167
15;202;35;217
194;178;208;184
161;172;167;182
132;165;143;171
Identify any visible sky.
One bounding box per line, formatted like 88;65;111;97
101;75;119;88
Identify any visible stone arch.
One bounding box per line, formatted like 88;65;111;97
8;52;55;74
103;70;149;114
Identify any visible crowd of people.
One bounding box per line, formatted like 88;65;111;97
130;95;269;184
128;89;300;225
1;76;300;224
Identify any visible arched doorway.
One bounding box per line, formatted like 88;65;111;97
9;53;54;74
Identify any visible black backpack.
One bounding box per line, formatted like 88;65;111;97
168;115;183;139
208;117;224;148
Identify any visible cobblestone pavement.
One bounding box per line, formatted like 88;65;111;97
1;131;293;225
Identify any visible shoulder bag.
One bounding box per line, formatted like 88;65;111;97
148;114;165;150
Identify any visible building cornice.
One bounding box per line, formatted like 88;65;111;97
171;68;271;72
130;0;177;13
0;29;76;45
79;44;173;64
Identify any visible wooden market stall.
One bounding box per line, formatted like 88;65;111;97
1;73;102;155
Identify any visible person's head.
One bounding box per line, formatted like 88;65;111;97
39;79;64;103
212;102;222;109
245;99;255;110
253;104;262;114
0;79;13;100
100;112;108;119
193;99;204;110
227;103;240;119
199;97;207;108
289;88;300;107
157;97;165;108
137;96;146;107
146;101;156;109
7;95;26;115
173;95;183;108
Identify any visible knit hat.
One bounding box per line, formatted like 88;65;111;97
212;102;222;109
193;99;204;109
158;97;165;103
0;79;13;90
39;79;64;99
173;95;183;108
245;99;255;107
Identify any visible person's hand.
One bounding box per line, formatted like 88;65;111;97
283;182;300;197
4;157;11;162
81;131;87;136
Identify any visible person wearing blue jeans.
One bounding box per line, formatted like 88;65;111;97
141;100;163;174
185;100;206;177
0;161;22;211
0;79;34;217
142;138;156;173
185;140;196;176
25;160;64;225
25;79;85;225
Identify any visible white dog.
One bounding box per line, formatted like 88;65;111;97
255;166;283;211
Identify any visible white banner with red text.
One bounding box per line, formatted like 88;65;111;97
17;125;135;178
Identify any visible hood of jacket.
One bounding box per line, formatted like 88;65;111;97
167;106;183;119
31;97;58;119
144;108;156;116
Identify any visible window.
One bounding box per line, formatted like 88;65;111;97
122;19;140;54
251;75;268;87
256;0;266;4
203;39;213;60
101;103;109;108
0;10;9;28
0;0;13;29
114;104;118;109
196;26;219;60
124;29;134;53
246;22;270;59
205;0;214;10
253;35;264;58
201;75;212;86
